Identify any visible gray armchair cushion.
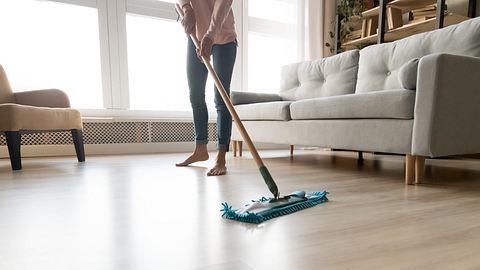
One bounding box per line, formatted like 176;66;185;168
231;91;282;105
398;58;419;90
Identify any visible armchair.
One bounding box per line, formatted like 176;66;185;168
0;64;85;170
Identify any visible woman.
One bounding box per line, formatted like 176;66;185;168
175;0;237;176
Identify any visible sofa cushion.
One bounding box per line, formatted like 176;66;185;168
0;103;82;131
279;50;359;101
398;58;419;90
356;17;480;93
231;91;282;105
235;101;292;121
290;89;415;120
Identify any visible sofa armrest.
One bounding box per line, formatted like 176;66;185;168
14;89;71;108
231;91;282;105
412;53;480;157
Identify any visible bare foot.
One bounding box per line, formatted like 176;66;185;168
176;145;209;166
207;150;227;176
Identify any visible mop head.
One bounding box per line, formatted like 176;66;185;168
221;191;329;224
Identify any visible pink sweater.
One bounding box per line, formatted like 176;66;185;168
178;0;236;45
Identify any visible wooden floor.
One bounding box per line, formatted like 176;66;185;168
1;149;480;270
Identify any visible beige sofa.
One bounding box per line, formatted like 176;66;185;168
0;64;84;170
231;17;480;185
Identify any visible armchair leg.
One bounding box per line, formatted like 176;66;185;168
405;154;416;185
71;129;85;162
290;145;294;156
5;131;22;170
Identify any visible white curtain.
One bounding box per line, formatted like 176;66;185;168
301;0;336;60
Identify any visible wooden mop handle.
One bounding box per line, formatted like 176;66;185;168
175;4;279;198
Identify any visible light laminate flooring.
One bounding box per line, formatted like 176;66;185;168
1;149;480;270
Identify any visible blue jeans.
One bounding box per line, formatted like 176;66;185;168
187;38;237;151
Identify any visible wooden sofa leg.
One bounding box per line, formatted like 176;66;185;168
5;131;22;170
415;156;425;184
238;141;243;157
232;140;237;157
405;154;416;185
71;129;85;162
290;145;294;156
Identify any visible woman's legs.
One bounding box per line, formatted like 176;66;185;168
176;38;210;166
207;41;237;176
177;39;237;176
212;41;237;151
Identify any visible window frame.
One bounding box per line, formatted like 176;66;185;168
9;0;306;119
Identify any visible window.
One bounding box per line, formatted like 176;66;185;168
126;2;216;111
126;14;190;111
247;33;297;92
246;0;300;93
0;0;103;109
1;0;300;114
248;0;298;24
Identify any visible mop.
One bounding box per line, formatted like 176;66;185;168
176;4;328;224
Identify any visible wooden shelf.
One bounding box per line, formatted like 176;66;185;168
386;13;468;40
362;7;380;18
342;34;377;48
342;13;470;49
389;0;436;12
361;0;436;18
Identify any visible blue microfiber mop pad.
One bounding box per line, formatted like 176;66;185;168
221;191;329;224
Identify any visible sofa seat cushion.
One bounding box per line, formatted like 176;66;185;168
290;89;415;120
235;101;292;121
0;103;82;131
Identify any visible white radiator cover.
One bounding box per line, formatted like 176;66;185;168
0;119;218;157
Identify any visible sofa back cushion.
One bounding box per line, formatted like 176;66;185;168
279;49;359;100
356;17;480;93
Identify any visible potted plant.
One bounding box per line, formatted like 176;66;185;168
326;0;378;53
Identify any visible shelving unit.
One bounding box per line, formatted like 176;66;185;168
337;0;476;52
342;13;469;48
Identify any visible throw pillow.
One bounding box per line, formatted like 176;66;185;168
398;58;419;90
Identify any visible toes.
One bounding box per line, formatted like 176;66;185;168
207;167;226;176
207;168;217;176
